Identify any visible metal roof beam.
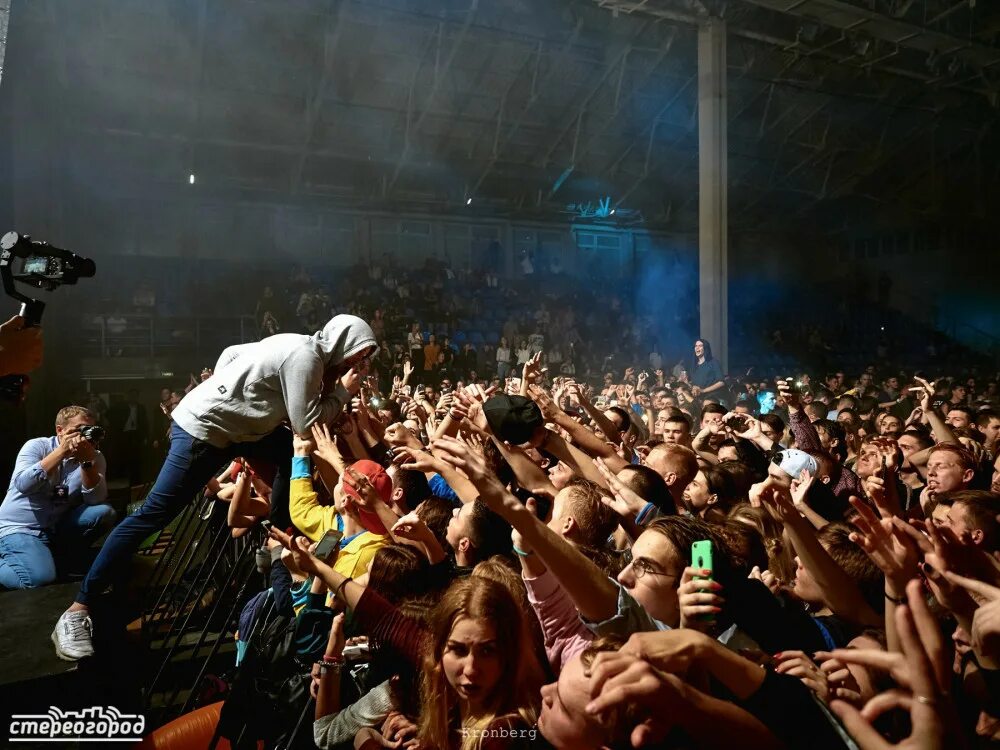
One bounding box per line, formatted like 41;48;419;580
290;0;348;194
385;0;480;194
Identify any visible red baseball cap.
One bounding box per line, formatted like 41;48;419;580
343;459;393;536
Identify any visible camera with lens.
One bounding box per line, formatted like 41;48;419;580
781;377;800;396
728;414;750;433
78;425;106;443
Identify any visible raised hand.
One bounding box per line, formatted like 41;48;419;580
584;652;683;746
776;379;800;410
789;469;815;509
528;384;562;422
944;572;1000;660
848;497;920;596
431;435;509;511
595;457;646;517
522;351;545;384
311;422;344;468
749;566;781;595
293;432;315;456
268;528;323;575
340;367;362;396
393;445;448;476
774;651;829;703
390;511;431;543
830;580;953;749
677;567;723;633
343;465;380;509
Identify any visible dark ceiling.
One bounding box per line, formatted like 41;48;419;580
3;0;1000;235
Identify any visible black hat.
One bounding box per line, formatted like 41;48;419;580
483;394;543;445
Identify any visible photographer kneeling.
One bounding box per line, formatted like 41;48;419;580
0;406;114;590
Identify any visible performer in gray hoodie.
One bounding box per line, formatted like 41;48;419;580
52;314;377;661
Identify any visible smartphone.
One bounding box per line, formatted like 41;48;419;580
691;540;715;622
313;528;344;560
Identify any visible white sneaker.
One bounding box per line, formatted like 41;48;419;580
52;610;94;661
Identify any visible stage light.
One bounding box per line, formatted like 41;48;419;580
466;197;472;205
609;209;616;215
189;174;196;185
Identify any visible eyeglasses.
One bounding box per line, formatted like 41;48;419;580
631;558;680;580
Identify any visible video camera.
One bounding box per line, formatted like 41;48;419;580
1;232;96;400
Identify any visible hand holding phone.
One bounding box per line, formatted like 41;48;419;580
691;540;716;623
313;528;344;560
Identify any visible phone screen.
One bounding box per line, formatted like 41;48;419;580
313;528;344;559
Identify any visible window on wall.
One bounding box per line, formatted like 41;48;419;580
444;223;471;270
471;225;501;272
574;229;626;277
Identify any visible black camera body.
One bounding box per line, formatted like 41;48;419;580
78;425;106;443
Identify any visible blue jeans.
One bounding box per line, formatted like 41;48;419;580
0;503;117;590
76;422;292;605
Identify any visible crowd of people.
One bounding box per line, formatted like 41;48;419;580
4;295;1000;749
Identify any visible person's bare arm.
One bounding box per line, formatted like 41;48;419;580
759;482;882;629
398;445;480;505
574;388;623;447
529;385;624;472
912;378;957;446
433;437;621;623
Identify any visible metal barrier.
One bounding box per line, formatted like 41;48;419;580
135;494;317;746
138;494;266;724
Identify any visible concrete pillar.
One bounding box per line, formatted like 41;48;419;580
698;18;728;372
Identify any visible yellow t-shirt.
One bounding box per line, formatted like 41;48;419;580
289;476;388;603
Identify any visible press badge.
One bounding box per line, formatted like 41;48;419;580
53;484;70;502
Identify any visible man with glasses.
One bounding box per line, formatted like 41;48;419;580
52;314;377;662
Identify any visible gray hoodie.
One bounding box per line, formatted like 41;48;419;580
172;315;376;448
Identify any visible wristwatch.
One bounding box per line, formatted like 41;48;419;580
80;461;95;469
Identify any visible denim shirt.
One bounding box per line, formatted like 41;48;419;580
580;578;670;639
0;436;107;538
581;578;761;654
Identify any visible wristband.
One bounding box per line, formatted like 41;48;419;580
884;591;906;605
512;546;534;557
448;410;464;421
322;654;344;665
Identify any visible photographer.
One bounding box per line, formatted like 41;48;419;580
0;406;113;590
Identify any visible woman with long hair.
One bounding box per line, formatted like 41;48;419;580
690;337;725;400
418;576;541;749
276;532;542;750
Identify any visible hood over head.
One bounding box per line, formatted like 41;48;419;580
316;315;378;366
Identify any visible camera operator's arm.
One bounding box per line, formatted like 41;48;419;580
280;349;357;436
11;439;66;495
0;315;43;377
